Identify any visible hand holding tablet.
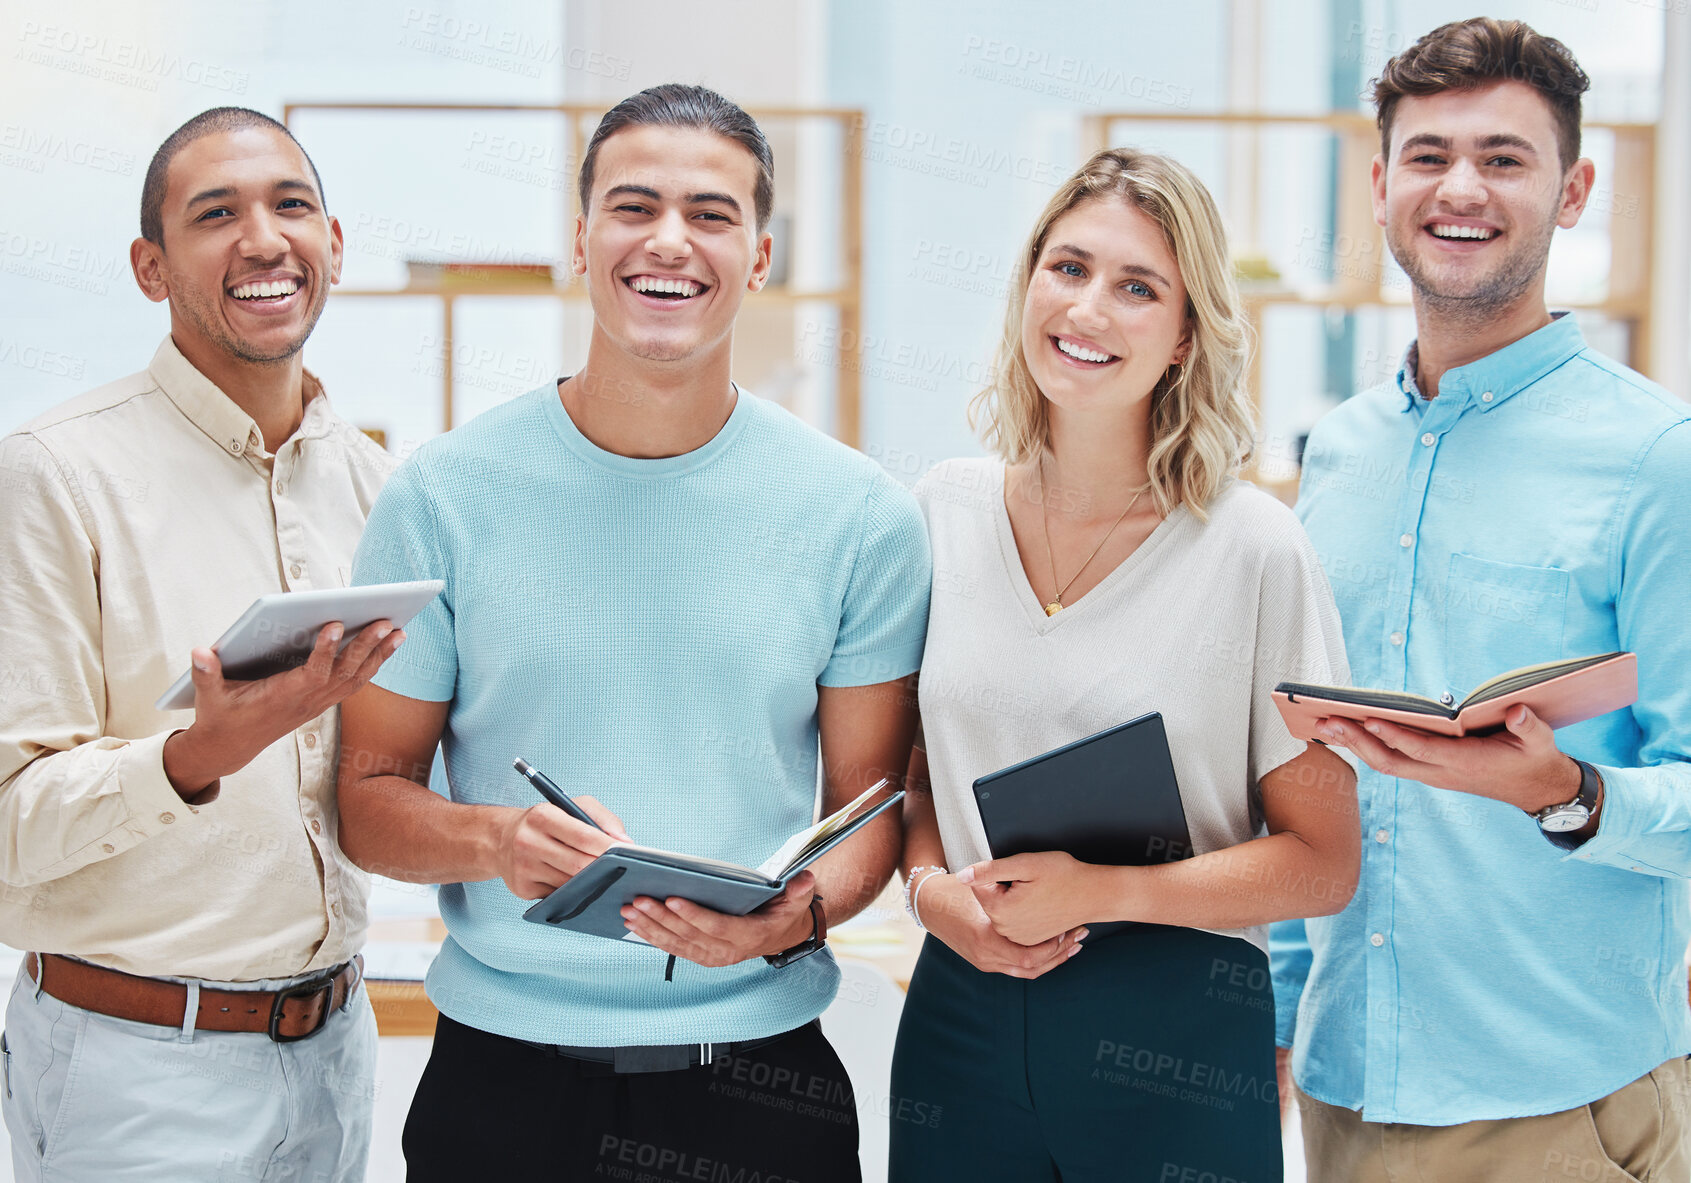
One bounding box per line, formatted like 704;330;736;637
154;581;443;797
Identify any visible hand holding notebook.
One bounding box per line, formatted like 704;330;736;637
522;774;904;944
1272;652;1636;741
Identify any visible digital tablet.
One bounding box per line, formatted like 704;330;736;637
154;580;445;711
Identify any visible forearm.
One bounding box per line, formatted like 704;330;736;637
162;723;246;799
338;773;514;885
810;813;900;928
899;746;946;877
1103;830;1358;930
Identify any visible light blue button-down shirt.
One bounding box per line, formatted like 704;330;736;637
1271;313;1691;1124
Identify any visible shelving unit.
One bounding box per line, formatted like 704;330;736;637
284;102;866;444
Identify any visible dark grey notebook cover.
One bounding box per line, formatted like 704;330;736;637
523;792;904;943
972;712;1192;870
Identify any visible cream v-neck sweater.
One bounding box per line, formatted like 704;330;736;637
914;458;1351;951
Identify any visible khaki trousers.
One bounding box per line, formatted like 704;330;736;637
1298;1059;1691;1183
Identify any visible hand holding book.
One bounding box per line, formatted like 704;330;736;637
1271;653;1634;819
1273;652;1636;741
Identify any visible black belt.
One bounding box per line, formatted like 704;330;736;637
515;1019;814;1074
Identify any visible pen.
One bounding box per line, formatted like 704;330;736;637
512;757;605;833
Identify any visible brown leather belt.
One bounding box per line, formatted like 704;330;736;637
26;952;362;1043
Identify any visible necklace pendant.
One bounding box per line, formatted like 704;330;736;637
1045;601;1063;617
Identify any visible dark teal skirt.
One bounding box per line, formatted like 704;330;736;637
889;925;1281;1182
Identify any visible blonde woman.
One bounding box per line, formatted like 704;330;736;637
890;149;1359;1180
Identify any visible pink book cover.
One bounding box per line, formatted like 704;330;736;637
1272;652;1638;741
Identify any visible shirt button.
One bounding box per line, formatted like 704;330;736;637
311;818;323;834
1370;932;1385;947
304;733;318;749
1399;533;1414;548
275;480;286;495
1375;829;1390;843
160;812;175;824
102;843;115;854
1420;432;1436;446
1481;391;1494;403
1439;692;1456;706
330;900;341;916
229;439;243;454
1389;631;1405;646
290;563;303;578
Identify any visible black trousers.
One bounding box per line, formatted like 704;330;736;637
889;925;1281;1182
404;1012;862;1182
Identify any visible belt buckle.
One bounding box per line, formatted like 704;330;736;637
267;972;336;1043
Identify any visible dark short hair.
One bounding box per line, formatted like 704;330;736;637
577;84;774;232
1372;18;1590;172
141;107;326;246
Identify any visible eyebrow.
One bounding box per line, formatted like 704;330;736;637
603;184;744;215
1399;132;1539;158
184;178;319;209
1047;242;1173;289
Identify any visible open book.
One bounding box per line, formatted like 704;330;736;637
522;779;904;943
1273;652;1636;740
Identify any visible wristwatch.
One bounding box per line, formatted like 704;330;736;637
1533;759;1602;847
765;895;827;969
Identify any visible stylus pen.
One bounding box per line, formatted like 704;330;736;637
512;757;605;833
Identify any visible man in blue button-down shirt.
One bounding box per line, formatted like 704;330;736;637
1273;18;1691;1181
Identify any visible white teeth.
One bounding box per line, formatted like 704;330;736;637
232;278;300;299
1428;224;1496;240
1056;338;1113;363
629;276;702;297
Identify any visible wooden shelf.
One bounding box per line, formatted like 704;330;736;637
287;101;866;440
334;285;856;304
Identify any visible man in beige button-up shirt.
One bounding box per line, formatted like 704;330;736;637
0;107;402;1183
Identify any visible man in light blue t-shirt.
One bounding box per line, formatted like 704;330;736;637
338;85;929;1180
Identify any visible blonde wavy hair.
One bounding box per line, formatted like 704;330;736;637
970;148;1255;521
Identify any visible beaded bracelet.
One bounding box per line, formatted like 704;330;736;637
903;865;947;930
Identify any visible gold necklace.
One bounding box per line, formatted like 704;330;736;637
1038;454;1149;616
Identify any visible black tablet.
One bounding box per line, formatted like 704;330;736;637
972;712;1192;867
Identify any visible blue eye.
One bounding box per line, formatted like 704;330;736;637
1126;281;1155;299
1053;261;1084;278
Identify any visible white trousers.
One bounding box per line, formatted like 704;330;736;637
1;963;378;1182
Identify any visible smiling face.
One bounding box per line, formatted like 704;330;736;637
1019;197;1191;418
572;124;772;367
1373;80;1590;315
137;125;342;369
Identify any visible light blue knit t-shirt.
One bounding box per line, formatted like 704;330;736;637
350;384;930;1046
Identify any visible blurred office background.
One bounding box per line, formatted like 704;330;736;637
3;0;1686;473
1;1;1687;1179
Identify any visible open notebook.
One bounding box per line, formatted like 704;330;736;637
1273;652;1636;740
522;779;904;943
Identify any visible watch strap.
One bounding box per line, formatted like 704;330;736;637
765;895;826;969
1539;759;1601;851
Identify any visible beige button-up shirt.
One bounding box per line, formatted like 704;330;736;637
0;337;397;981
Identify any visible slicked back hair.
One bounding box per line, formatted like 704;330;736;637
1372;18;1590;171
141;107;325;246
578;84;774;232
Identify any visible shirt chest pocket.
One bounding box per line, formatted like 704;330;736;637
1440;553;1569;693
